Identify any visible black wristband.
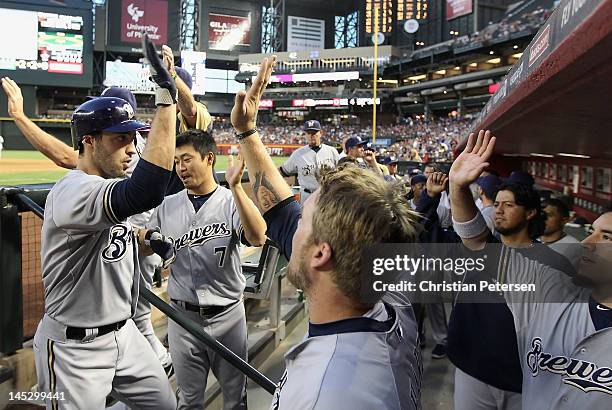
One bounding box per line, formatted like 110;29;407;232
235;128;258;140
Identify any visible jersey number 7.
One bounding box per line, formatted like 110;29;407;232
214;246;227;267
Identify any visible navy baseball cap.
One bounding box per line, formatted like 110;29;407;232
175;67;193;90
345;136;367;149
99;87;137;111
476;174;501;198
504;170;535;187
71;97;149;148
384;157;398;165
411;174;427;185
304;119;322;132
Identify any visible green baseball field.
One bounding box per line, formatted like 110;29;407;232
0;150;288;186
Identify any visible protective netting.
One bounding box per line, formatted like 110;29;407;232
20;212;44;340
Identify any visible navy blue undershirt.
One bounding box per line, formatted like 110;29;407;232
589;297;612;330
187;187;217;213
262;198;301;260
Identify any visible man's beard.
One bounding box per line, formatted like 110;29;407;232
287;244;312;292
94;144;124;179
495;219;528;237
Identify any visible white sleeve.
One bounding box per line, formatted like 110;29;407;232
505;255;579;330
52;175;123;231
281;151;299;175
145;204;162;231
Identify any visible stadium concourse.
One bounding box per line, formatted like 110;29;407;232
0;0;611;409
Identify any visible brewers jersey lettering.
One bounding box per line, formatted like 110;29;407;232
147;186;246;305
34;169;176;409
503;250;612;409
280;144;339;202
41;170;139;326
148;186;249;409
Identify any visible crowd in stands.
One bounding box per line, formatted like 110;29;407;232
212;116;467;162
454;5;552;47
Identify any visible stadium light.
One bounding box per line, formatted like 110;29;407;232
454;66;461;70
486;58;501;64
513;45;519;49
469;62;477;67
511;53;523;59
435;70;446;75
489;51;495;55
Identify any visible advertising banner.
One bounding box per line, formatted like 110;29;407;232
120;0;168;44
446;0;473;20
208;13;251;51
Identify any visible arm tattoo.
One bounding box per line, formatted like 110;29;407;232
252;171;282;210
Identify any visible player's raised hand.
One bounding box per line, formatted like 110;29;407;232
1;77;26;120
142;34;176;105
161;45;176;76
231;56;276;133
226;153;246;188
449;130;496;188
363;150;378;167
427;172;448;197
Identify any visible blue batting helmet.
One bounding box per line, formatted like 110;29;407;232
70;97;149;150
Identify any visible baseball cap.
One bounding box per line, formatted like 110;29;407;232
345;136;368;150
383;157;398;165
411;174;427;186
476;174;501;199
304;120;322;132
175;67;193;90
71;97;149;149
99;87;137;111
503;170;535;187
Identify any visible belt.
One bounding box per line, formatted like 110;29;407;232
303;188;314;194
66;320;127;340
171;299;238;317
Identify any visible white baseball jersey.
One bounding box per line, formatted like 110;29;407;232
271;292;422;410
504;251;612;409
280;144;339;200
147;186;246;306
41;170;138;327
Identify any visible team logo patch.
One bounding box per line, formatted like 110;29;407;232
172;223;232;251
102;225;133;263
527;337;612;395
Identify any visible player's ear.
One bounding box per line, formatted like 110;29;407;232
311;242;333;270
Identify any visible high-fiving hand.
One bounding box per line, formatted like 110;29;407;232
449;130;496;188
142;34;176;105
226;153;246;188
427;172;449;197
231;56;276;133
1;77;25;120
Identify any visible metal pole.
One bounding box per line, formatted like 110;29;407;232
269;274;282;328
140;287;277;394
372;6;379;143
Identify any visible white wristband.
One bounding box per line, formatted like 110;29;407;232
452;212;488;239
155;87;177;106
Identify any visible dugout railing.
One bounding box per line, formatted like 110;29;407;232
0;171;285;394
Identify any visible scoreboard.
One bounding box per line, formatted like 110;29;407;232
364;0;429;35
0;2;92;87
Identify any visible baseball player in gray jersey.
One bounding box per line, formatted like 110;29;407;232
1;78;174;374
33;36;178;409
279;120;339;203
227;56;423;409
145;129;267;409
450;131;612;410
